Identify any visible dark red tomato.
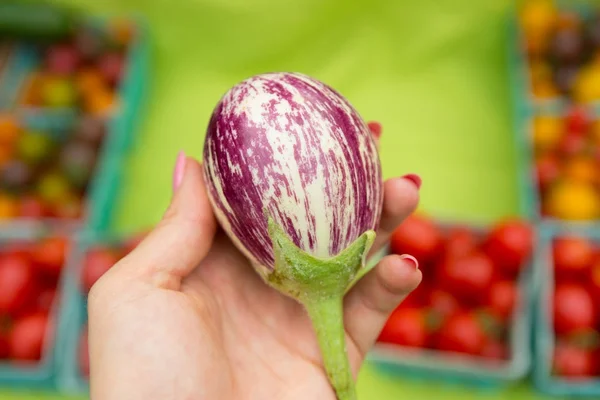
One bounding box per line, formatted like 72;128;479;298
18;195;48;218
442;226;478;259
8;311;49;361
378;307;429;348
436;251;494;304
426;289;460;320
0;254;36;316
535;153;561;190
481;339;508;360
79;326;89;378
553;237;594;279
554;284;597;335
31;236;68;278
0;332;8;359
435;311;486;355
486;280;518;321
553;343;597;377
81;247;121;293
390;214;442;265
588;257;600;302
482;219;533;277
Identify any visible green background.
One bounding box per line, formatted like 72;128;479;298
0;0;565;398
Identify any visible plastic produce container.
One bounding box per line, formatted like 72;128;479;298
0;12;150;232
533;226;600;397
367;221;534;387
0;224;74;388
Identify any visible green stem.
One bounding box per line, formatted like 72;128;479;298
304;296;356;400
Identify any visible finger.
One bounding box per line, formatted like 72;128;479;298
370;175;421;256
106;153;217;289
344;254;421;358
367;121;382;149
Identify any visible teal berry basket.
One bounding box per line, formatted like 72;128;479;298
0;15;150;233
56;230;144;394
0;224;76;389
507;1;600;228
367;221;534;388
533;225;600;397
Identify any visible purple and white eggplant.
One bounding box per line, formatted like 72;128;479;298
203;72;383;400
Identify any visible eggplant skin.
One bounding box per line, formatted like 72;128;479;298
203;72;383;270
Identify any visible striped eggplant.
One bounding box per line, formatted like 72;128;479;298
203;72;383;400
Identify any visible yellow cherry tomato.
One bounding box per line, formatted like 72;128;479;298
520;0;556;50
573;65;600;103
533;116;563;151
0;145;12;169
84;89;116;116
21;72;46;107
545;180;600;220
0;193;18;220
564;157;597;184
109;18;135;46
76;68;106;96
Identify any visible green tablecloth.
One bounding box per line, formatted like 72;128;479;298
0;0;563;398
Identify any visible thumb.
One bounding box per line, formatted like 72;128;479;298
110;152;217;289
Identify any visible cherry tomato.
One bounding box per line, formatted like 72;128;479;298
98;52;125;87
558;132;586;157
31;236;68;278
435;311;486;355
0;114;20;146
565;107;589;135
535;153;561;190
51;193;83;220
81;247;121;293
588;256;600;302
436;251;494;305
426;289;460;320
0;254;36;316
481;339;508;360
36;286;57;312
482;219;533;277
486;280;518;321
553;343;597;378
441;226;478;259
79;326;89;378
0;332;8;359
0;194;18;220
553;284;597;335
45;44;81;76
378;307;429;348
8;311;49;361
390;214;442;265
553;237;594;279
18;195;48;218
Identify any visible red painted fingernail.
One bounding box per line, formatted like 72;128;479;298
367;121;382;138
172;151;186;192
399;254;419;270
402;174;422;189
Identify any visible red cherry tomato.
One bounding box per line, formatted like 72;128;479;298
441;226;478;259
8;311;49;361
0;332;8;359
486;280;518;321
482;219;533;277
535;153;561;190
553;237;594;279
390;214;442;265
36;286;57;312
588;257;600;302
79;325;89;378
18;195;48;218
558;133;587;157
378;307;429;348
81;247;121;293
553;343;597;377
481;338;508;360
436;251;494;305
31;236;68;278
553;283;597;335
0;254;36;316
426;289;460;320
435;311;486;355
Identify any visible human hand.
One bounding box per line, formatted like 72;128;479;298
88;125;422;400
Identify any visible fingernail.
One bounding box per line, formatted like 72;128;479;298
367;121;382;139
402;174;422;189
399;254;419;270
172;151;186;192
